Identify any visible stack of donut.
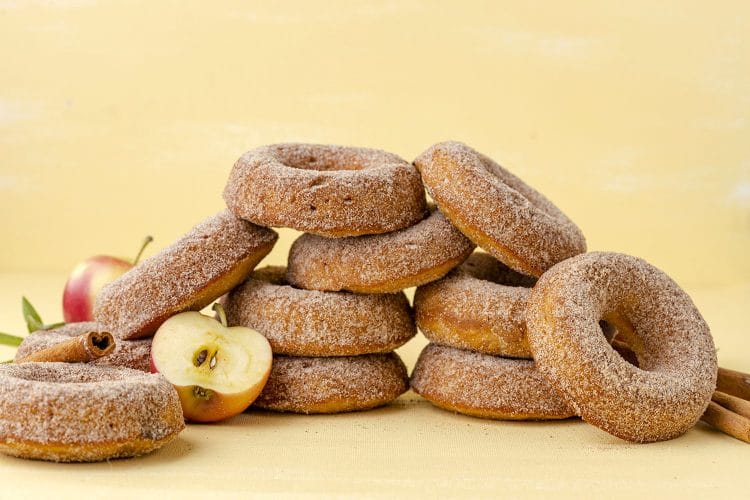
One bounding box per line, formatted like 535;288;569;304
409;142;717;443
221;143;478;413
409;141;588;421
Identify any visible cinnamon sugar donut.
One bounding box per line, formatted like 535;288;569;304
15;322;151;372
224;143;427;237
94;210;277;340
413;141;586;277
0;363;184;462
415;252;536;358
253;353;409;414
526;252;718;443
411;344;575;420
222;267;416;356
286;206;475;293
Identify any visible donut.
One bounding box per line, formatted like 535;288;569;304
222;266;416;356
526;252;718;443
253;353;409;414
414;252;536;358
286;206;475;293
0;362;184;462
94;210;277;340
223;143;427;237
410;344;575;420
15;322;151;372
413;141;586;277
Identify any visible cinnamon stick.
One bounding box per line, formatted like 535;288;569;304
15;331;115;364
712;390;750;420
716;367;750;401
701;400;750;444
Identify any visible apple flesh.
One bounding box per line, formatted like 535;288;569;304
62;236;152;322
150;311;272;423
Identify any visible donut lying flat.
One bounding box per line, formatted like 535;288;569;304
526;252;717;443
223;267;416;356
413;141;586;277
0;363;184;462
253;353;409;414
286;207;475;293
410;344;575;420
94;210;277;339
224;143;427;237
15;322;151;372
415;252;536;358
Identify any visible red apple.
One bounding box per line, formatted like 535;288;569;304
62;236;152;322
150;305;272;423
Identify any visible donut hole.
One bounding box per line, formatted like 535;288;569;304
272;144;404;173
280;151;363;172
598;286;693;375
599;317;639;366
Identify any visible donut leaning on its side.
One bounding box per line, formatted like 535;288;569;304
94;210;278;340
526;252;717;443
413;141;586;277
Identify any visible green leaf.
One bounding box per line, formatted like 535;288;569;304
22;296;44;333
0;332;24;347
43;321;66;330
0;359;13;364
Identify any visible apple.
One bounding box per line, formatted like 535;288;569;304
62;236;153;322
150;304;272;423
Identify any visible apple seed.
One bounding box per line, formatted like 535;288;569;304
194;349;208;366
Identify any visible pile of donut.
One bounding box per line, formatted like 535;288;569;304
1;140;746;464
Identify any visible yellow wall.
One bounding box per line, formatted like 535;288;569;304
1;1;748;286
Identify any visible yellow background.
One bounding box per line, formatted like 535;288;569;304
0;1;748;498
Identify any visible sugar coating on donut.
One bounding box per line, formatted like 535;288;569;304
253;353;409;413
526;252;717;442
410;344;575;420
415;252;536;358
94;210;277;339
15;322;151;372
224;143;427;237
223;266;416;356
286;207;475;293
413;141;586;277
0;362;184;462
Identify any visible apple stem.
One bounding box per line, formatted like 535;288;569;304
133;235;154;265
212;303;228;328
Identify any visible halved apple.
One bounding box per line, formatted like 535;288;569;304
150;307;272;423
